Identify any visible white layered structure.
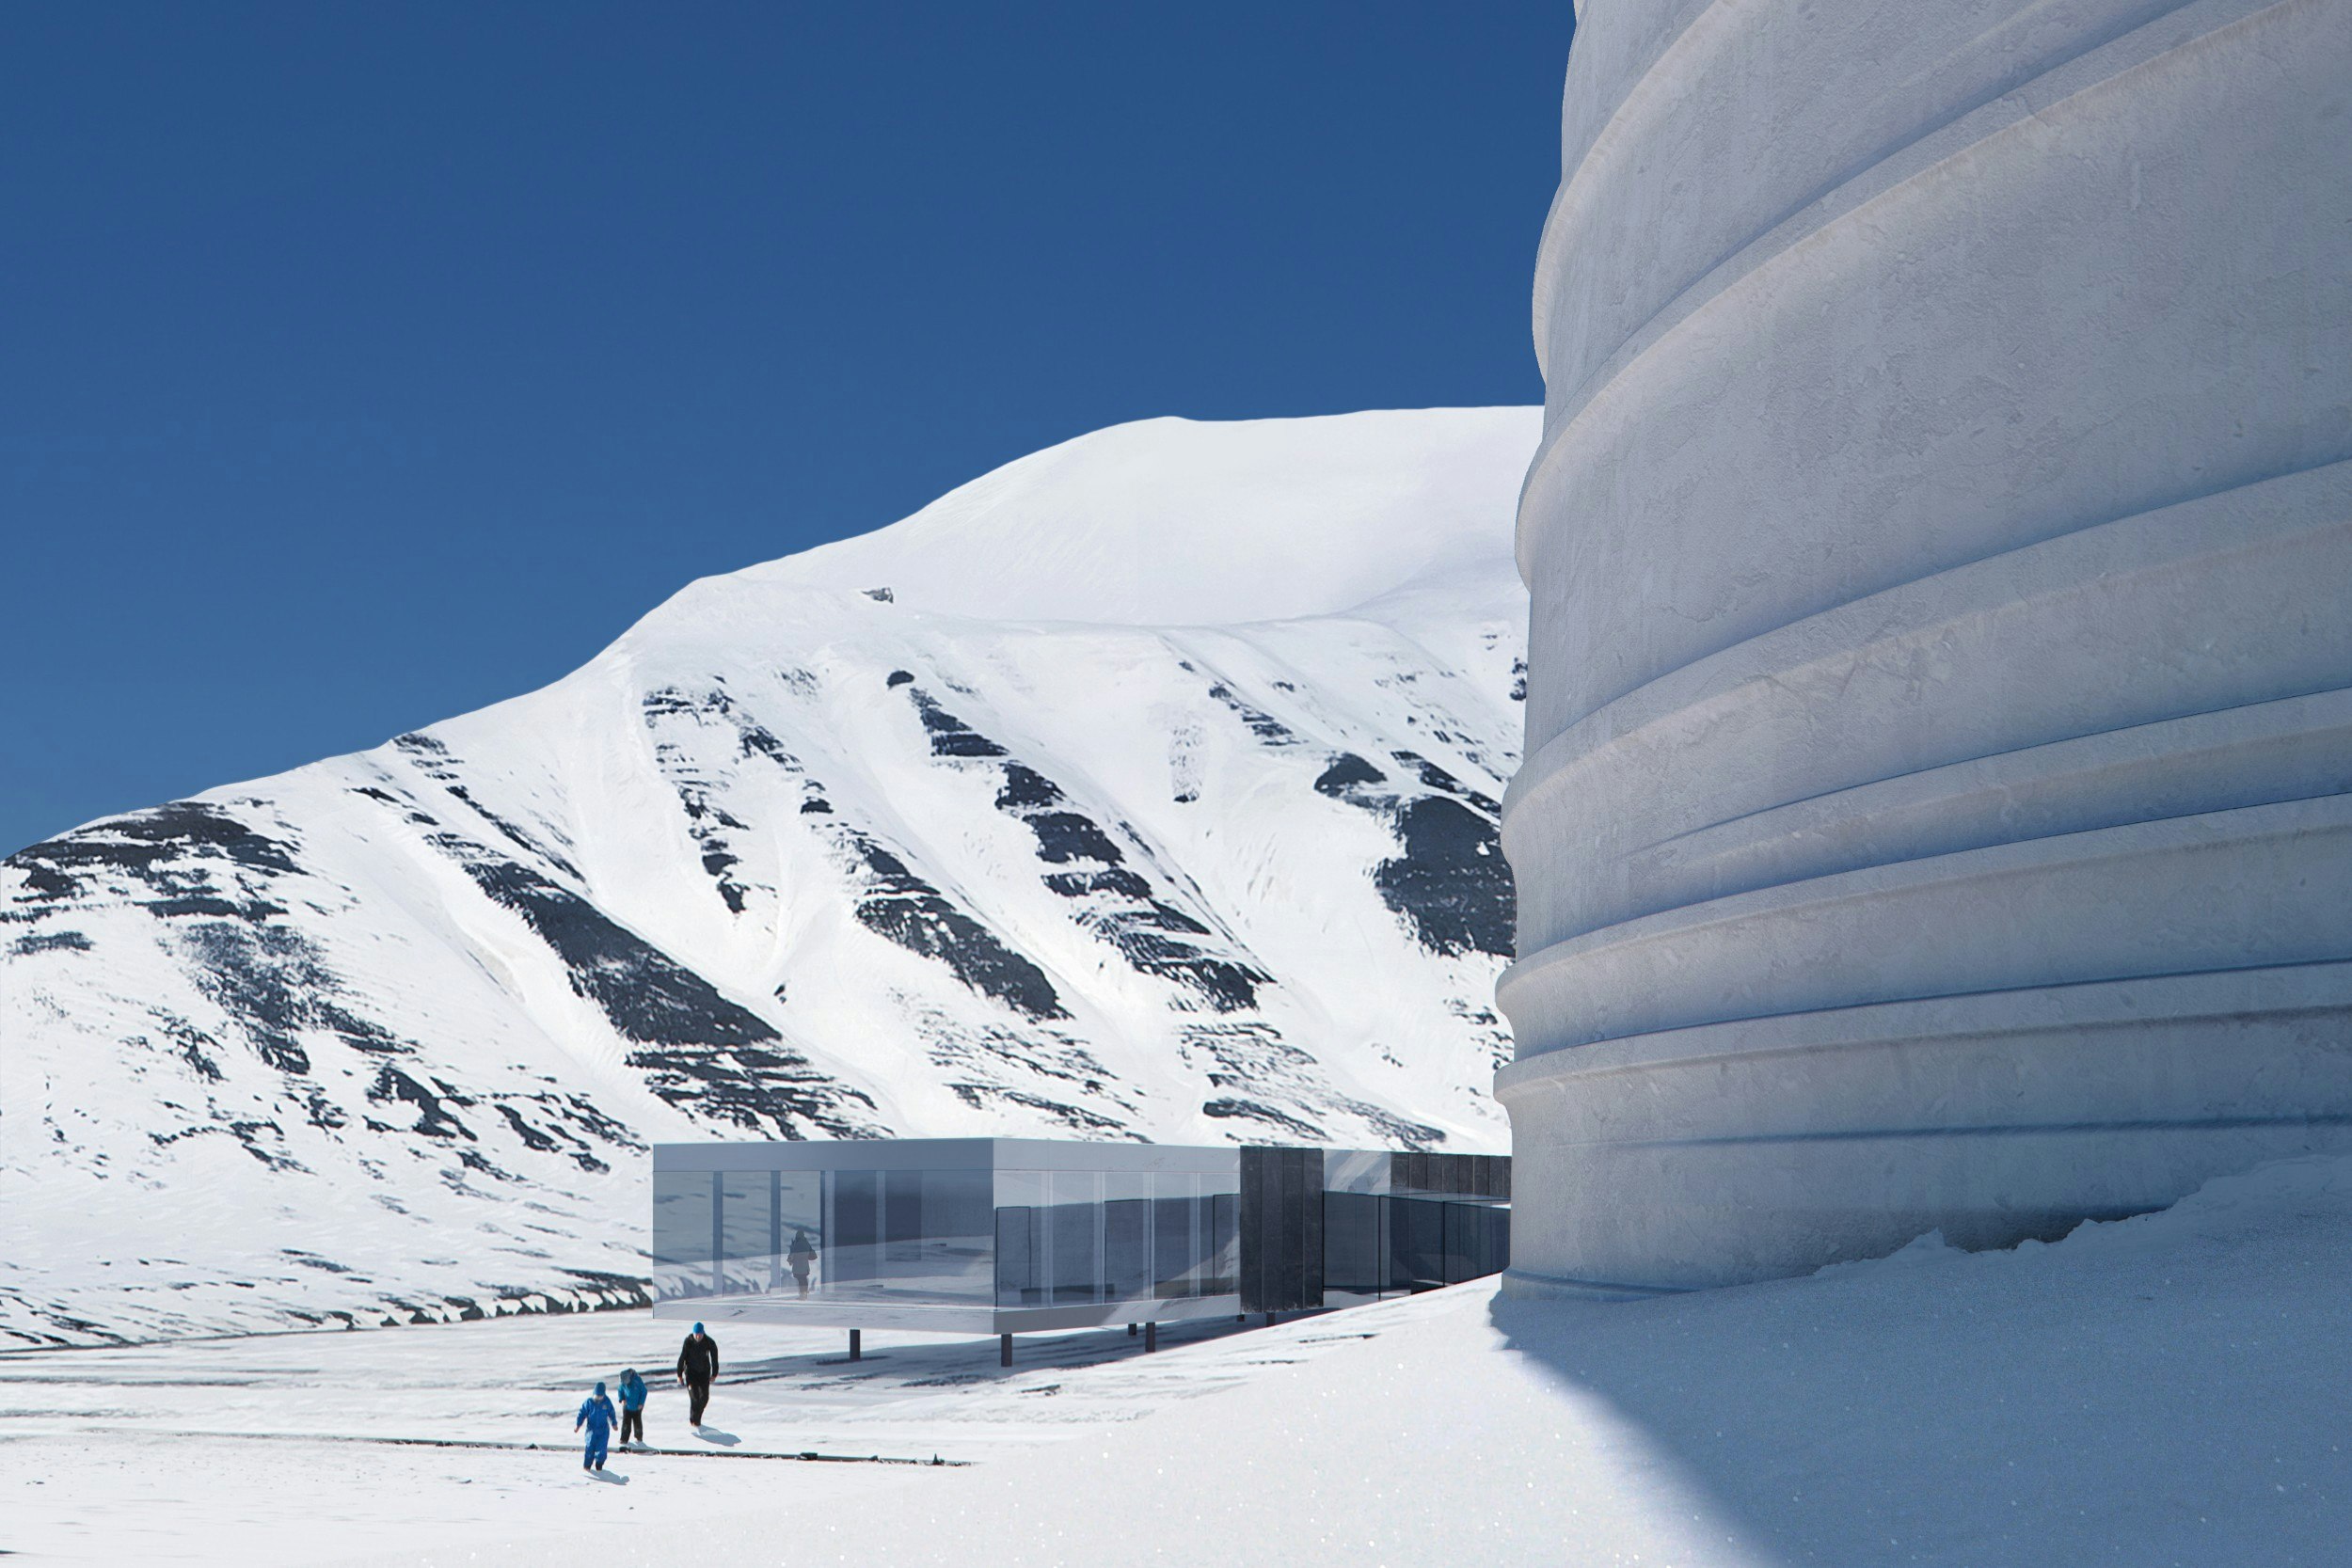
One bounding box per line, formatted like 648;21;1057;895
1497;0;2352;1292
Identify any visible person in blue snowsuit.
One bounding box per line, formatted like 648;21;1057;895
614;1368;648;1448
575;1380;617;1472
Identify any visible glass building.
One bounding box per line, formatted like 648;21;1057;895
653;1138;1508;1345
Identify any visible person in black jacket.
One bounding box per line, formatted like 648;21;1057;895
676;1322;719;1427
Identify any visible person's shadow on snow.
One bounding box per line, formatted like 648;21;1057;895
587;1469;629;1485
696;1426;741;1445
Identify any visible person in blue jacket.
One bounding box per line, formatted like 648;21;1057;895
575;1380;617;1472
614;1368;649;1448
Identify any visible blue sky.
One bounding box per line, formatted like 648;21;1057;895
0;2;1574;854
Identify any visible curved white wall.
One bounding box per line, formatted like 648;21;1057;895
1500;0;2352;1294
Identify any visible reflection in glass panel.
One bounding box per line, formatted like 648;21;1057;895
658;1153;1278;1312
884;1169;924;1262
1103;1172;1149;1303
904;1169;993;1302
1391;1196;1445;1291
1204;1191;1239;1296
993;1169;1050;1211
994;1170;1047;1307
1323;1149;1389;1196
1322;1190;1385;1296
924;1170;993;1249
1152;1172;1197;1297
1447;1202;1508;1282
830;1169;881;1284
778;1173;822;1300
992;1168;1250;1309
788;1167;993;1305
651;1170;716;1302
996;1203;1040;1307
1050;1169;1100;1306
719;1169;774;1294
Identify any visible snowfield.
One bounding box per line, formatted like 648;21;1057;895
1;407;1538;1347
6;1153;2346;1566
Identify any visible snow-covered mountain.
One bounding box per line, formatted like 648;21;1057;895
1;406;1540;1346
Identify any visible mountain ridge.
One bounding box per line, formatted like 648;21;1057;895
2;405;1539;1347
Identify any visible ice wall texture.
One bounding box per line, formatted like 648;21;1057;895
1497;0;2352;1293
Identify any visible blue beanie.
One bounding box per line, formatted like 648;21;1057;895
595;1381;607;1395
693;1322;705;1333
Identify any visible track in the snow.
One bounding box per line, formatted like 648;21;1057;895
55;1423;970;1465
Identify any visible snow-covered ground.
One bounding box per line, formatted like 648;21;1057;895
9;1154;2346;1566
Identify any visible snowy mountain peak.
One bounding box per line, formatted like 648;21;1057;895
3;406;1539;1346
734;407;1539;626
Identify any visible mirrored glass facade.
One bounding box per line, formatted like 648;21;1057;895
1320;1149;1512;1300
992;1168;1239;1307
653;1139;1247;1333
652;1138;1502;1335
1322;1191;1510;1297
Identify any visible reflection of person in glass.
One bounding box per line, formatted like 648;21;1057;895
787;1227;817;1298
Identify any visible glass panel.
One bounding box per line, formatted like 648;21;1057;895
1323;1149;1389;1196
651;1169;716;1302
925;1169;993;1245
779;1173;821;1299
1391;1196;1445;1291
900;1168;992;1301
996;1203;1040;1307
740;1167;993;1306
1204;1191;1238;1296
1103;1169;1150;1304
1152;1172;1197;1297
884;1169;924;1262
1450;1201;1508;1280
994;1169;1050;1212
1322;1190;1384;1295
995;1170;1047;1307
1049;1168;1100;1305
719;1169;774;1294
829;1169;882;1283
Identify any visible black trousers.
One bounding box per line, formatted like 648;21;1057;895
619;1407;644;1444
685;1378;710;1425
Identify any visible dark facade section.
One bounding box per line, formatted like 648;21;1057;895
1390;1151;1511;1201
1324;1193;1510;1297
1238;1146;1325;1313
